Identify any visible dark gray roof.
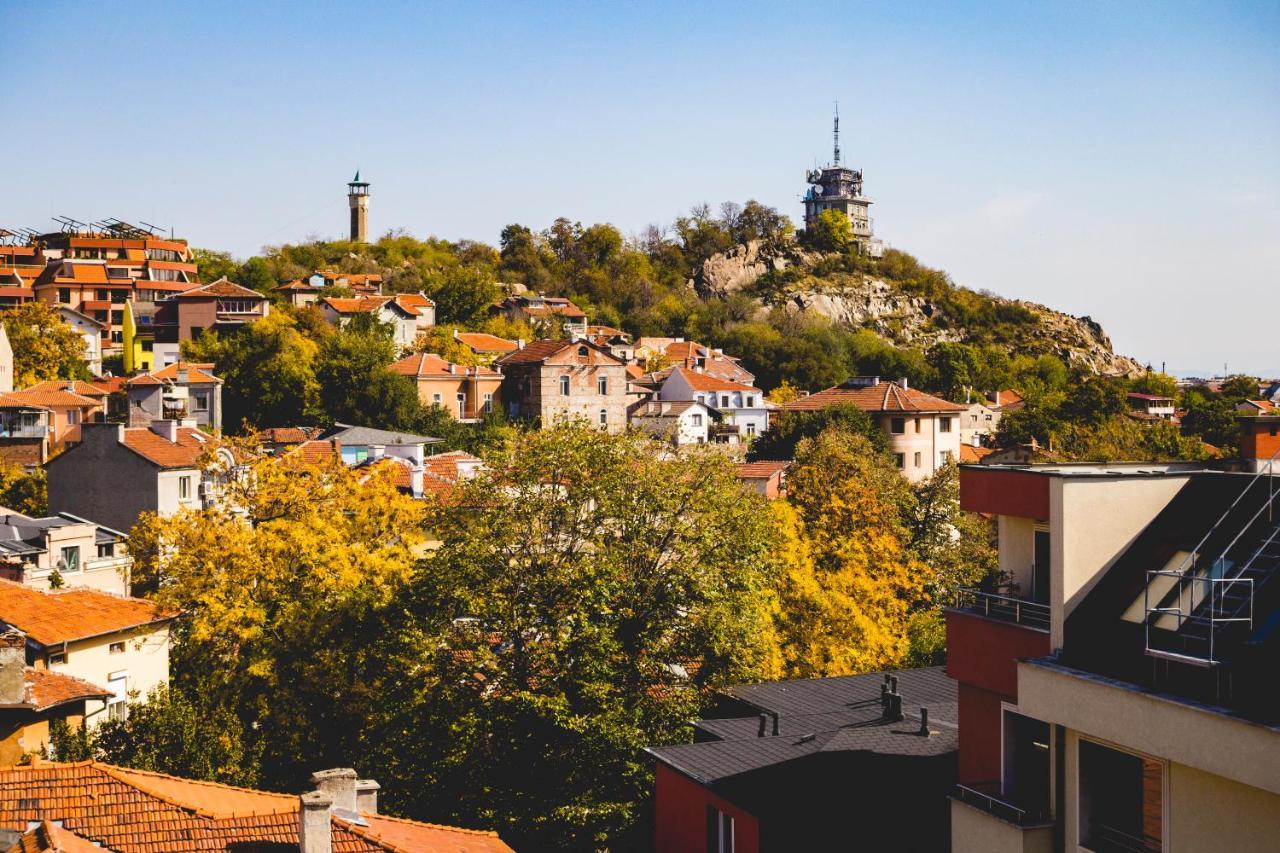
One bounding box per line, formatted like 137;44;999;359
318;423;443;447
647;666;957;784
0;511;127;557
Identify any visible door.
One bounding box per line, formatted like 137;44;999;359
1033;530;1050;604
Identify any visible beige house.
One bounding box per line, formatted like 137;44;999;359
0;579;174;726
0;324;11;393
0;630;110;765
497;339;629;432
0;510;130;595
389;352;502;421
949;461;1280;853
782;377;965;481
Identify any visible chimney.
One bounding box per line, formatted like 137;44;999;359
770;712;780;736
355;779;380;814
0;630;25;706
177;368;189;384
298;790;333;853
919;707;930;736
899;377;909;390
517;339;525;350
310;768;358;812
150;419;178;442
757;713;768;737
452;328;460;341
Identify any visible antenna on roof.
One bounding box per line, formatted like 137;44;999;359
833;99;841;167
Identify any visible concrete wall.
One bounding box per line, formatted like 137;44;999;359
951;798;1053;853
881;412;962;483
1050;475;1190;648
998;515;1037;594
1167;761;1280;852
416;375;503;420
48;623;171;728
47;424;161;535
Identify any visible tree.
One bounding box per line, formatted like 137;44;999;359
748;403;887;461
314;322;424;429
1060;376;1128;426
413;326;480;366
803;209;856;253
128;446;427;785
2;301;89;385
430;266;500;325
1220;374;1261;403
367;425;778;848
190;248;239;283
1131;371;1178;398
0;463;46;516
903;462;996;606
767;429;927;677
1181;395;1239;451
93;684;259;786
183;313;320;432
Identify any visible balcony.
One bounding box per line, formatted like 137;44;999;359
954;588;1050;630
951;784;1053;853
0;423;48;439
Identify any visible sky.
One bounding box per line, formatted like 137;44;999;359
4;1;1278;376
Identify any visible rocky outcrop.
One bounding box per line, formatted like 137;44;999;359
689;240;1144;377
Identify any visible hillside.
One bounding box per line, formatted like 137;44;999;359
691;238;1144;377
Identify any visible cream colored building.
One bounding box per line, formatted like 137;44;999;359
0;580;173;726
950;461;1280;853
0;510;130;595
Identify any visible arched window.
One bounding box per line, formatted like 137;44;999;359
599;409;608;426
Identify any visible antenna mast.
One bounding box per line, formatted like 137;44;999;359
833;100;841;166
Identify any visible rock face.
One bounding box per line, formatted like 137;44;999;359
689;240;1145;377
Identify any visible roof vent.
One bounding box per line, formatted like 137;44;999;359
844;376;880;388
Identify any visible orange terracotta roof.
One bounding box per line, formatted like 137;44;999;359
275;279;317;291
23;380;108;399
389;353;500;379
495;339;575;365
176;278;264;299
285;438;342;464
782;380;966;413
3;387;101;409
0;392;49;411
128;362;220;386
89;376;127;395
455;332;519;353
120;426;210;468
258;426;323;444
626;364;646;380
22;667;111;712
7;820;103;853
667;367;757;394
0;761;514;853
735;461;790;479
991;388;1024;408
1242;400;1278;414
322;296;394;314
0;580;175;647
959;444;996;464
393;293;435;310
356;457;414;490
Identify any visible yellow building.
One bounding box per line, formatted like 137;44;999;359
121;300;155;374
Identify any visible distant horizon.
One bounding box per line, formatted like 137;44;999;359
5;0;1277;376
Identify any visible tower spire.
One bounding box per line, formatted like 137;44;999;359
833;100;841;166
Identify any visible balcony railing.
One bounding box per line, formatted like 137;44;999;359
952;783;1051;827
954;588;1050;630
1085;822;1161;852
0;424;48;439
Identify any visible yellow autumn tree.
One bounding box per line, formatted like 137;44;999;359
128;441;427;776
766;428;928;677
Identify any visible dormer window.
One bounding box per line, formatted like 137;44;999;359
578;346;590;357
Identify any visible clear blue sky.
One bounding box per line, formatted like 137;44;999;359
5;1;1278;375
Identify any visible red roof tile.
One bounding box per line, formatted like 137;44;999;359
120;426;211;468
1;388;100;409
389;353;500;378
667;367;757;394
782;380;966;413
455;332;519;353
0;580;175;646
175;278;265;299
735;461;790;479
22;667;111;712
7;820;103;853
22;380;108;399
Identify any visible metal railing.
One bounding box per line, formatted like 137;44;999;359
1144;449;1278;665
954;588;1050;630
952;783;1051;827
1086;822;1161;852
0;424;48;438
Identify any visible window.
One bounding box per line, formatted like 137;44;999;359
58;288;71;303
457;393;466;419
890;417;906;434
107;672;128;722
432;393;442;404
111;311;123;325
720;395;730;408
192;391;209;412
560;375;571;396
914;417;922;433
939;450;953;466
179;476;192;500
598;408;608;426
59;546;80;572
97;542;115;559
746;396;755;407
1078;740;1162;853
109;641;125;655
894;453;905;469
217;299;257;314
939;417;953;433
985;414;993;421
141;339;153;352
577;345;589;357
914;451;922;468
66;409;79;425
111;330;123;343
706;807;735;853
597;376;608;395
746;423;756;436
97;289;109;301
48;650;67;666
692;413;703;427
483;393;493;414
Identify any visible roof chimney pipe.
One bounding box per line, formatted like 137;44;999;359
771;712;780;736
0;630;25;706
758;713;768;737
298;790;333;853
919;707;930;736
899;377;909;390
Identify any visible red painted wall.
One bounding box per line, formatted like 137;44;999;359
945;611;1051;698
654;762;760;853
957;682;1005;785
1240;419;1280;462
959;467;1050;520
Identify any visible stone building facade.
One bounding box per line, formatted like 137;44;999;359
497;339;629;433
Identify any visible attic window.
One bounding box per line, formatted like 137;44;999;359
578;346;589;357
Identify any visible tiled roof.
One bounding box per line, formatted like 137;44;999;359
1241;400;1278;414
323;297;403;315
735;461;790;479
22;667;111;712
147;362;221;384
285;438;342;464
782;380;966;413
22;380;108;399
494;339;573;365
959;444;996;464
991;388;1025;408
258;426;323;444
318;424;442;447
455;332;519;353
7;820;102;853
0;579;175;646
356;456;414;490
389;353;500;379
393;293;435;310
628;400;707;418
120;427;210;469
1;388;100;409
176;278;264;299
0;761;513;853
89;376;128;395
275;279;318;291
667;367;757;394
625;364;645;380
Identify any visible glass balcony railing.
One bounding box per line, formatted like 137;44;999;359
954;588;1050;630
0;424;49;438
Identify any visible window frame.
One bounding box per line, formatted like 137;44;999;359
890;417;906;434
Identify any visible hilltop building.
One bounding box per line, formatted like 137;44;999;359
348;171;370;242
802;108;885;258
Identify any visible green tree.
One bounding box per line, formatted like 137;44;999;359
314;321;423;429
1181;396;1239;451
190;248;239;283
748;403;887;461
431;266;500;325
1060;376;1128;426
803;209;857;253
183;313;319;432
2;301;89;385
368;425;778;848
1220;374;1261;403
93;685;259;786
0;463;46;516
